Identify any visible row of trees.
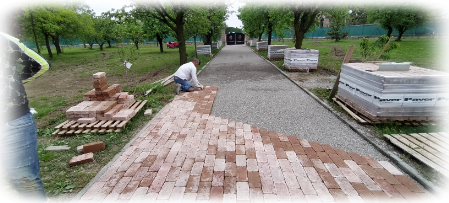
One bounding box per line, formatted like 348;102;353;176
238;3;428;45
17;2;228;64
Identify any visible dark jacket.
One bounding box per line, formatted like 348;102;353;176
0;32;49;123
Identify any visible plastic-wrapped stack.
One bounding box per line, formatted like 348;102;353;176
337;63;449;121
283;48;319;72
249;40;257;47
257;41;268;51
268;45;289;60
211;41;222;49
196;45;212;55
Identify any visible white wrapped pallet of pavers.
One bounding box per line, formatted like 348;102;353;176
268;45;289;60
211;41;222;49
196;45;212;55
336;63;449;121
250;40;257;47
257;41;268;51
283;48;319;72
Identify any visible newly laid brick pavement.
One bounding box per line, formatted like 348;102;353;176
78;86;434;202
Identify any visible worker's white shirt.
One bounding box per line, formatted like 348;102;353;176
174;62;199;87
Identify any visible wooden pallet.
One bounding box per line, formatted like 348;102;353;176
384;133;449;177
269;57;284;61
53;100;147;135
335;95;445;124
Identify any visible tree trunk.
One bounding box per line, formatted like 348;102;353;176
258;32;263;42
396;27;406;41
156;33;163;53
107;40;111;48
194;35;197;58
267;18;273;45
176;21;187;65
386;26;393;38
44;33;53;58
204;33;212;45
89;42;93;49
83;43;86;48
99;43;104;51
51;36;62;54
295;22;305;49
134;39;139;50
29;11;41;54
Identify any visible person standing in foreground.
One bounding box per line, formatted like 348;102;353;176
173;58;204;95
0;33;47;202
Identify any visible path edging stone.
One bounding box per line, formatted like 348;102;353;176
248;46;443;195
71;46;224;202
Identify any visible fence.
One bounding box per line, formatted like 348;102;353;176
262;21;444;40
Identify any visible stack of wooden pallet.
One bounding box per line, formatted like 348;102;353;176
256;41;268;51
283;48;319;72
337;63;449;122
268;45;288;60
54;72;147;135
196;45;212;56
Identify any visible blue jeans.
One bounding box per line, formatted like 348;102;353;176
174;76;194;91
0;112;46;202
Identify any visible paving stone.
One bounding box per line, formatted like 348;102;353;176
69;152;94;166
81;86;431;202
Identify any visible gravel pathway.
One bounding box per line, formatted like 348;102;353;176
198;45;389;161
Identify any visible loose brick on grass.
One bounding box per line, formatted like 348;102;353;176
83;141;106;153
69;152;94;166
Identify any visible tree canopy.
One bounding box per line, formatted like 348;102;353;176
271;2;321;49
367;6;428;41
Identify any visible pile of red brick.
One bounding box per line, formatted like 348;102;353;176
65;72;136;123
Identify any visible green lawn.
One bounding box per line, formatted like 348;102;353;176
27;43;222;197
269;38;443;72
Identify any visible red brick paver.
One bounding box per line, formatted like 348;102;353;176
78;86;431;202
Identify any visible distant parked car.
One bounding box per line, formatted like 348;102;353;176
166;41;178;49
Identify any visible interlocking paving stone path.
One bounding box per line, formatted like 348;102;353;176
197;45;387;161
77;86;434;202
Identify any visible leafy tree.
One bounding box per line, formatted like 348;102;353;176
324;17;349;42
198;3;227;45
112;7;146;50
367;6;428;41
391;8;427;41
270;2;321;49
239;3;290;45
77;9;96;49
359;35;399;60
0;0;23;38
146;19;172;53
238;5;267;41
346;6;368;25
92;17;110;50
135;1;194;65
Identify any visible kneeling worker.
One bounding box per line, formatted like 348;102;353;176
174;58;204;94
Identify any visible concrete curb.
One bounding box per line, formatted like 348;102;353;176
249;46;443;195
71;46;224;202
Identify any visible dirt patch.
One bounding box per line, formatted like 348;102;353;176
329;45;346;59
285;66;337;89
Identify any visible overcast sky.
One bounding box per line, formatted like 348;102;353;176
86;0;244;28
